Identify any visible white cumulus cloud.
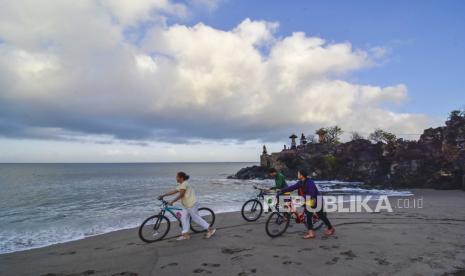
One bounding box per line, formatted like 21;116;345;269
0;0;432;145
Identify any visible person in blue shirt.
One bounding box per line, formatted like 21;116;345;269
279;169;335;239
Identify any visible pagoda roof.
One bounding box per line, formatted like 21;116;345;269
289;134;298;138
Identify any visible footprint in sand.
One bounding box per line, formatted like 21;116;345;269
111;272;138;276
319;245;331;250
326;257;339;265
409;257;424;262
282;260;302;265
298;248;313;252
221;247;253;255
193;268;212;274
201;263;221;268
374;258;390;266
41;271;97;276
237;269;257;276
231;253;254;262
160;262;178;269
321;235;338;240
231;255;242;262
339;250;357;260
60;251;76;255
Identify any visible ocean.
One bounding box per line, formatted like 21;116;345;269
0;163;411;254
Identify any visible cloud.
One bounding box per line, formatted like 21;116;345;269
100;0;187;26
0;0;433;146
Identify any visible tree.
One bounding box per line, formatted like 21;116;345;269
449;108;465;121
315;128;328;143
449;110;462;120
368;129;397;144
327;126;343;144
307;134;317;144
350;131;364;141
316;126;343;144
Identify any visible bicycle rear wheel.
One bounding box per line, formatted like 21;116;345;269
265;212;290;237
138;214;170;243
241;199;263;222
190;207;216;233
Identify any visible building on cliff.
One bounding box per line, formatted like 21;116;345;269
257;112;465;189
261;133;311;169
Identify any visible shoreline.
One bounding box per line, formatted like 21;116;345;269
0;208;244;256
1;189;465;275
0;187;414;256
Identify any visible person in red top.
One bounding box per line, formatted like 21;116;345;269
279;169;335;239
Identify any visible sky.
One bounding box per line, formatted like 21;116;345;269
0;0;464;163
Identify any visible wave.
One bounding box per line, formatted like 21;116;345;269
0;178;411;255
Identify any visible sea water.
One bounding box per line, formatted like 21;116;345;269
0;163;411;254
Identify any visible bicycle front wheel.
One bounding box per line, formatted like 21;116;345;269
241;199;263;222
265;212;290;238
190;207;216;233
138;214;170;243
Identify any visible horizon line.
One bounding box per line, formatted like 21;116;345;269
0;161;259;164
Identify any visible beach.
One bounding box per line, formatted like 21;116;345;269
1;189;465;276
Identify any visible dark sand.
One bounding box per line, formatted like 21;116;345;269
1;189;465;276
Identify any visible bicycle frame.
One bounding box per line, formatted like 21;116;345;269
158;201;184;223
275;199;308;223
251;188;266;201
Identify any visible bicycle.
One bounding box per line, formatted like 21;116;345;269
138;199;215;243
241;185;272;222
265;197;323;238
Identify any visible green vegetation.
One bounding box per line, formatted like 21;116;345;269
350;131;364;141
316;126;343;144
368;129;397;144
323;154;338;171
449;108;465;120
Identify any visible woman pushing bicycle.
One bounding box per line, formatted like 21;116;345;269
158;172;216;241
278;169;335;239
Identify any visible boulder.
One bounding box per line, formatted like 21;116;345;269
228;165;269;180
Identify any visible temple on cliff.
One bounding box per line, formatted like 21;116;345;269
260;133;311;168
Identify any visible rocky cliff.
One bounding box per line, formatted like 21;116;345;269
231;112;465;190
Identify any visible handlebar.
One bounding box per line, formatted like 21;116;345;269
253;185;268;191
158;198;169;206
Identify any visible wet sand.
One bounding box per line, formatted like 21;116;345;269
1;189;465;276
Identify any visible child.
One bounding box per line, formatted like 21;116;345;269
268;168;288;191
279;169;335;239
158;172;216;240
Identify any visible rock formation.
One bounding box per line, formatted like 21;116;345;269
231;111;465;190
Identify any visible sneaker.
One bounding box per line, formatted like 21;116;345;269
176;235;190;241
204;228;216;239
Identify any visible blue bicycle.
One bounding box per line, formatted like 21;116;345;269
138;199;215;243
